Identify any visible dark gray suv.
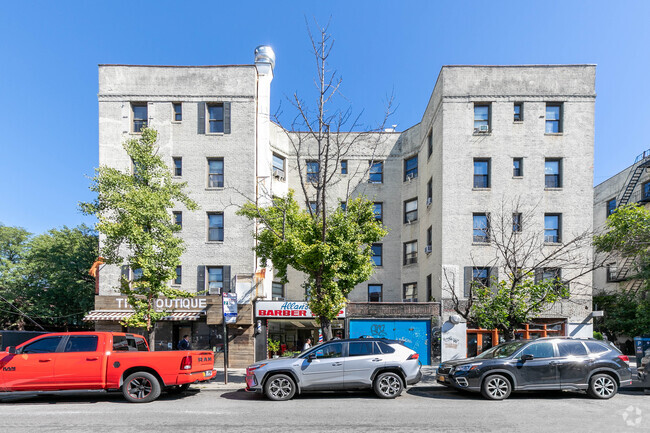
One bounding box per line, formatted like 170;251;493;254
437;338;632;400
246;338;422;401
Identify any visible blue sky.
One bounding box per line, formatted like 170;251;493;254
1;1;649;234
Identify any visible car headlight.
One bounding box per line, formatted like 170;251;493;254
454;363;481;372
247;363;267;373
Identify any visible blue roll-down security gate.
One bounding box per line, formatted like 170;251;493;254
349;319;430;365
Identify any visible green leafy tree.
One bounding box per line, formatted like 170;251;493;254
593;204;650;338
0;224;32;329
80;127;198;332
238;191;387;340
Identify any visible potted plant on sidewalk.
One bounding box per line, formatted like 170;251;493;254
268;338;280;358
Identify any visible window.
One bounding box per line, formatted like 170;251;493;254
340;201;347;211
473;159;490;188
306;161;319;183
207;266;224;294
368;284;382;302
426;226;432;251
606;263;618;282
112;335;130;352
606;198;616;216
349;341;375;356
513;158;523;177
172;157;182;177
544;214;561;243
426;274;432;302
132;268;143;281
427;129;433;158
309;201;318;214
545;103;563;133
173;103;182;122
173;211;182;228
272;154;285;180
371;244;383;266
369;161;383;183
585;341;610;354
64;336;98;353
132;103;147;133
518;342;554;359
208;212;224;241
341;160;348;174
557;341;587;357
207;158;224;188
404;240;418;265
512;213;522;233
536;268;563;290
135;337;148;351
545;159;562;188
514;103;523;122
643;181;650;200
473;213;490;243
272;282;284;300
403;282;417;302
174;266;182;285
404;198;418;223
373;202;383;222
473;267;490;288
315;343;343;359
376;341;395;354
208;103;224;133
474;104;490;132
427;178;432;204
404;156;418;181
21;337;63;354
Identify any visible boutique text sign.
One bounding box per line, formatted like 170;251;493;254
111;296;208;310
255;301;345;318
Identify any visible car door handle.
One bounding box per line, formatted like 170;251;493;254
86;357;99;361
371;358;382;362
332;362;342;366
38;359;52;363
548;361;559;366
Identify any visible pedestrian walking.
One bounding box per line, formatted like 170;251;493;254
303;337;312;351
177;335;191;350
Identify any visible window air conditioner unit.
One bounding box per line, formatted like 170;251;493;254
424;245;432;254
479;125;489;132
406;173;415;181
426;197;432;207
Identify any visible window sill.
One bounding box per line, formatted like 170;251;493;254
544;133;563;136
206;241;224;244
513;121;524;124
544;242;563;246
512;176;523;179
172;176;183;179
472;132;491;136
171;284;181;287
544;187;563;191
472;187;491;191
205;187;225;191
368;181;384;185
404;220;418;225
402;262;418;267
206;132;225;136
171;121;182;124
472;242;491;246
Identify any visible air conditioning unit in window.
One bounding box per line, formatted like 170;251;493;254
477;125;489;132
424;245;432;254
272;168;285;181
406;173;415;181
426;197;432;207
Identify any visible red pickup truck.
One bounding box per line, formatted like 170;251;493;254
0;331;216;402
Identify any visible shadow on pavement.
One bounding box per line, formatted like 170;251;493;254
0;388;203;405
219;388;378;401
408;386;647;400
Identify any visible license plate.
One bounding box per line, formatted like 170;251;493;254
204;370;213;377
438;375;446;382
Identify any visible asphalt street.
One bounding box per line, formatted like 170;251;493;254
0;384;647;433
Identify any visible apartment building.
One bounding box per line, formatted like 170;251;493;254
86;47;596;365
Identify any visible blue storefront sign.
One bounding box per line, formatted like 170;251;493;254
349;319;430;365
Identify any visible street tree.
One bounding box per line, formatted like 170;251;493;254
80;127;198;332
444;199;597;341
0;224;32;329
239;22;393;341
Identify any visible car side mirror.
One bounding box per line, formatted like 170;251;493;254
521;354;534;362
307;353;316;363
6;346;16;355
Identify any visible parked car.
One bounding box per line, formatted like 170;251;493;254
246;338;422;401
436;337;632;400
0;332;216;403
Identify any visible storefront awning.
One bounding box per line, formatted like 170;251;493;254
83;310;205;322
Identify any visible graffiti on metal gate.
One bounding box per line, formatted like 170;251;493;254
370;324;387;338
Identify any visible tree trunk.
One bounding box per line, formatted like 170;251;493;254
503;328;516;342
319;316;333;342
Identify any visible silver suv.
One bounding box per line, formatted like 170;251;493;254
245;338;422;401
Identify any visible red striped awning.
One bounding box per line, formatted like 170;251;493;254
83;310;204;322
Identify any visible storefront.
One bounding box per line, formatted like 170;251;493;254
254;301;346;361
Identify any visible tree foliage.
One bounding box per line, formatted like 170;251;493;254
80;127;198;331
238;191;387;334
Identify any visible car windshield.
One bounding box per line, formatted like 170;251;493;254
475;341;526;359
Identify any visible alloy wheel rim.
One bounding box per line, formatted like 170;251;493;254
487;378;508;398
379;375;401;396
128;377;153;400
594;377;615;397
269;378;292;398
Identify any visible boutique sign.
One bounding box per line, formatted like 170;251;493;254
109;296;208;311
255;301;345;318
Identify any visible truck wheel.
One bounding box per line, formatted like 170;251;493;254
587;374;617;399
264;374;296;401
167;383;191;394
123;371;162;403
374;372;403;399
481;374;512;400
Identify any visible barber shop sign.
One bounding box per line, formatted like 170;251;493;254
255;301;345;318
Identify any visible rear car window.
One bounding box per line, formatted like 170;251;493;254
64;336;98;352
113;335;129;351
21;336;63;354
376;341;395;354
585;341;610;354
557;341;588;357
135;337;148;351
519;342;555;359
349;341;375;356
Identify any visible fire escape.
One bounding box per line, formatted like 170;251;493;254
609;149;650;291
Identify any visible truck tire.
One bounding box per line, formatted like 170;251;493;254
373;372;403;399
122;371;162;403
264;374;296;401
167;383;191;394
587;373;617;399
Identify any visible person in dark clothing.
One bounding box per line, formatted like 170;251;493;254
178;335;190;350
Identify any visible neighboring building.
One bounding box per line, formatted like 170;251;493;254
86;47;596;365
